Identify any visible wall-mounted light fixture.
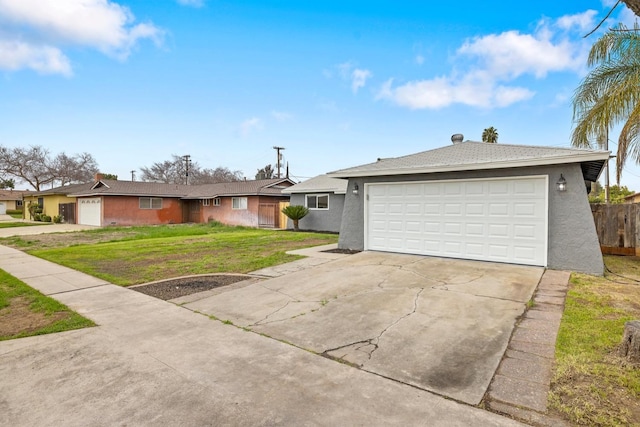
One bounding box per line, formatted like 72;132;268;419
557;174;567;192
352;183;359;195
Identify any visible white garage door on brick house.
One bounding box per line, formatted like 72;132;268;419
365;176;548;266
78;197;101;226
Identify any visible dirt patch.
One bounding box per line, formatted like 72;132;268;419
131;275;251;300
322;248;361;254
0;231;136;249
0;297;68;337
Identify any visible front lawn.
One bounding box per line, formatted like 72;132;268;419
7;223;338;286
0;222;47;229
0;269;95;341
550;255;640;426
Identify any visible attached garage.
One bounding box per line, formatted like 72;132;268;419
366;176;547;266
330;139;610;275
78;198;101;226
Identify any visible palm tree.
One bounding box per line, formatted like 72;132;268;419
571;23;640;182
482;127;498;143
281;205;309;231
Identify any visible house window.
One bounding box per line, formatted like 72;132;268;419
232;197;247;210
16;200;23;207
202;199;210;206
37;197;44;208
139;197;162;209
306;194;329;210
213;198;221;206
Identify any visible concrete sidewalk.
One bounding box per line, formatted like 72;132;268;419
0;222;97;238
0;245;524;426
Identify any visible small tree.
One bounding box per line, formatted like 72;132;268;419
282;205;309;231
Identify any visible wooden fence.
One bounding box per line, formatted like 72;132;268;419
591;203;640;256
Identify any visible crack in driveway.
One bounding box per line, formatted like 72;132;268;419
322;287;425;366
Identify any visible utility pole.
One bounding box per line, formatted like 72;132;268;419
130;170;135;182
273;146;285;178
183;155;191;185
603;130;610;204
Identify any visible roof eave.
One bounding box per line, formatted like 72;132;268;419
328;153;611;178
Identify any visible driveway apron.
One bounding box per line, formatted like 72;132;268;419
186;251;544;405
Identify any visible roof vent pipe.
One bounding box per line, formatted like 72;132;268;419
451;134;464;144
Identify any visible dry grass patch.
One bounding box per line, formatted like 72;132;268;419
550;255;640;426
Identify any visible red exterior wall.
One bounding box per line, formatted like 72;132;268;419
200;196;289;227
102;196;184;226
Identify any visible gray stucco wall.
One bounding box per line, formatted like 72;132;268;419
337;164;604;275
288;193;344;233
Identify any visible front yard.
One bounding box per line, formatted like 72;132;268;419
0;223;339;286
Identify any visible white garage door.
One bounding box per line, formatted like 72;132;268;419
78;198;101;226
0;202;5;215
366;176;548;266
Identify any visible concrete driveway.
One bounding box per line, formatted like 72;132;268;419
185;252;544;405
0;245;527;426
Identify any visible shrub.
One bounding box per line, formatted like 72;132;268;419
41;215;52;222
281;205;309;231
33;213;42;221
53;215;63;224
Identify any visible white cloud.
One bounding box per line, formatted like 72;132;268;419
0;40;72;76
271;111;292;121
378;12;589;110
351;68;372;93
177;0;205;7
0;0;163;75
556;10;597;32
330;61;372;93
240;117;263;137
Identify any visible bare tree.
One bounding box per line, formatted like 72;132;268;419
52;152;99;186
140;155;243;184
0;145;99;190
192;167;243;184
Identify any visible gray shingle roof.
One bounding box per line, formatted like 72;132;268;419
328;141;610;181
281;174;348;194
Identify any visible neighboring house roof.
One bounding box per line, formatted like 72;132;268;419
183;178;295;199
281;174;348;194
327;141;610;182
25;182;92;197
68;178;295;199
0;189;31;201
71;180;192;197
624;193;640;202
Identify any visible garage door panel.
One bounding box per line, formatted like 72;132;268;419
78;198;101;226
366;177;547;266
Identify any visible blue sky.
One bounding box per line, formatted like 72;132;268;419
1;0;639;189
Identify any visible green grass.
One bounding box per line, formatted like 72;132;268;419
0;221;47;229
0;269;95;341
23;223;338;285
550;255;640;426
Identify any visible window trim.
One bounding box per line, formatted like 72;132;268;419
232;197;248;210
305;194;330;210
139;197;162;210
202;199;210;206
213;198;221;206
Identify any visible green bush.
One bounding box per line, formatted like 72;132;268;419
53;215;63;224
41;215;52;222
6;209;22;215
33;213;42;221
